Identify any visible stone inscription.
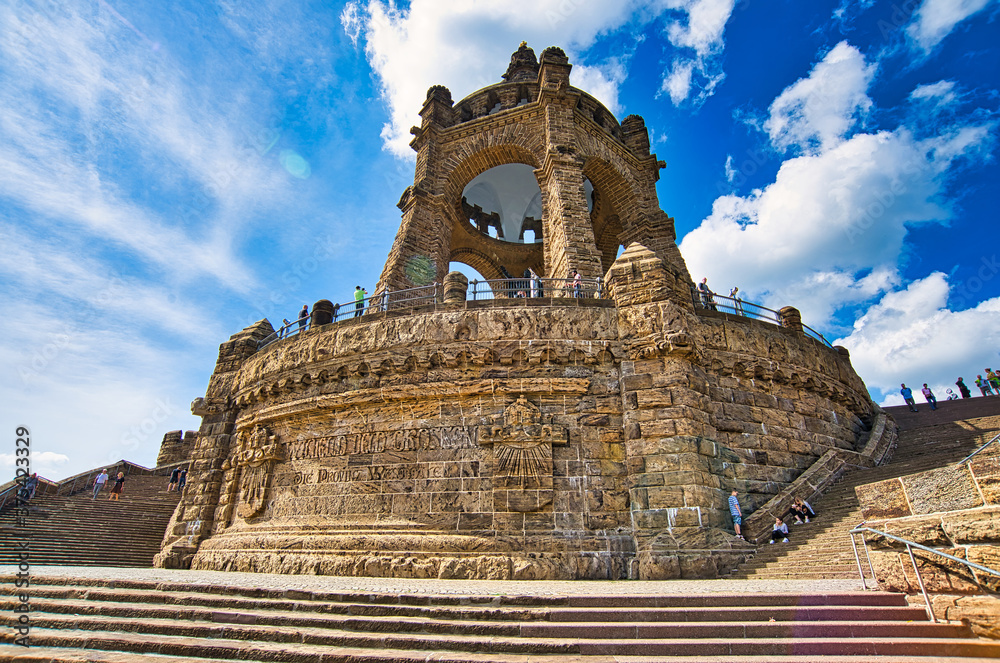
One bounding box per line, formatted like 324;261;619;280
287;426;476;461
291;463;478;485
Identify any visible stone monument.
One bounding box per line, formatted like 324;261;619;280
155;44;895;579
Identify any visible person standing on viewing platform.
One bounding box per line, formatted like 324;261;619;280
280;318;291;338
354;286;367;317
729;286;744;315
297;305;309;332
956;377;972;399
92;469;108;499
900;384;918;412
698;278;717;310
987;369;1000;395
976;375;994;396
921;383;938;410
108;472;125;501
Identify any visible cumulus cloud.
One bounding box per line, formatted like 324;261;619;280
343;0;738;155
680;41;996;331
342;0;644;157
765;42;875;154
906;0;997;54
834;273;1000;405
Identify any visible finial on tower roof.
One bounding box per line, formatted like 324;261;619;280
503;42;540;83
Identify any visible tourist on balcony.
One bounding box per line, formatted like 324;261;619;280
899;384;918;412
975;375;994;396
728;489;744;540
729;286;745;315
987;369;1000;395
529;267;542;297
297;304;309;331
698;278;717;310
955;377;972;399
280;318;291;339
769;517;789;544
108;472;125;501
921;383;937;410
354;286;367;317
93;469;108;499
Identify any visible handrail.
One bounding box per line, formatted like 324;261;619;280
258;283;441;349
468;276;604;300
849;521;1000;622
691;287;833;348
958;431;1000;465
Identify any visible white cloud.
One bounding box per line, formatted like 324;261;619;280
0;4;294;293
680;41;996;330
344;0;737;155
724;154;737;183
655;0;735;105
906;0;997;53
765;42;875;155
834;273;1000;405
343;0;645;157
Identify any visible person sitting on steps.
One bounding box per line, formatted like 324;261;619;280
769;517;789;544
789;497;816;524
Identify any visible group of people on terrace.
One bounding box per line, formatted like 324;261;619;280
900;370;1000;412
697;278;745;316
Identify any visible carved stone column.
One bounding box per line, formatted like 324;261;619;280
154;319;272;569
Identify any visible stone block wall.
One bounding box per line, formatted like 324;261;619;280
155;430;196;468
856;441;1000;638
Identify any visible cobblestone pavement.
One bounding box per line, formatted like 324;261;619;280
1;565;866;597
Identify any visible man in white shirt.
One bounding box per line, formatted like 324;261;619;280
92;469;109;499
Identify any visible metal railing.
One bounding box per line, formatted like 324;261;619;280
468;276;604;301
258;277;610;350
258;283;442;349
692;288;833;348
958;431;1000;465
849;522;1000;622
0;460;161;515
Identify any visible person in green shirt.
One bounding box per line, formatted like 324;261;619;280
354;286;367;318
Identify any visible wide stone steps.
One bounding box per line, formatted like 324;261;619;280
730;405;1000;581
0;475;181;567
2;576;999;661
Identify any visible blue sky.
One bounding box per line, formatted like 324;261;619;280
2;0;997;480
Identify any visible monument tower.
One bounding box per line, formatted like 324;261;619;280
156;45;894;580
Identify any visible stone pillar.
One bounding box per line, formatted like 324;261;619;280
376;86;455;294
610;243;747;579
154;319;273;569
535;47;603;282
310;299;335;327
779;306;803;332
155;430;184;468
442;271;469;304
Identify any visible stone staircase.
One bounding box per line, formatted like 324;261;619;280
2;574;1000;662
730;397;1000;581
0;474;182;567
